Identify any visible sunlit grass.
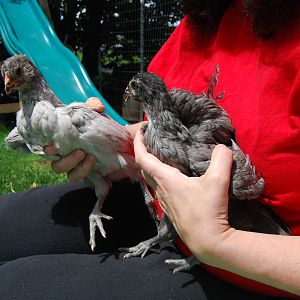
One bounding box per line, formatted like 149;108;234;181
0;122;67;195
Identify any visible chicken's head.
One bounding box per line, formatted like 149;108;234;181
1;55;39;95
123;72;168;107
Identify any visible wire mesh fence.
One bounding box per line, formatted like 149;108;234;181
0;1;183;120
99;0;183;122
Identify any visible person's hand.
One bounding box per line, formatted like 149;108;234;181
43;97;104;181
86;97;106;113
133;130;234;259
44;146;96;182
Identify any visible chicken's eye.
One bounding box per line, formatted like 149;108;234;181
15;67;22;75
131;81;137;88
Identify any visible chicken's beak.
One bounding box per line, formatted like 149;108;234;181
123;87;131;102
123;86;140;104
4;73;15;95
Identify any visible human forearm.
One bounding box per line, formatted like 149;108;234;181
167;172;300;295
189;229;300;295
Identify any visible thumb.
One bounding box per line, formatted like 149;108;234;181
134;129;170;175
205;144;233;191
86;97;105;113
134;129;182;189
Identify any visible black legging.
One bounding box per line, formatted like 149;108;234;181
0;180;287;299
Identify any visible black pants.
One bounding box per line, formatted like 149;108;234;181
0;180;287;299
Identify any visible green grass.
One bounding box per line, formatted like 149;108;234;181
0;122;67;195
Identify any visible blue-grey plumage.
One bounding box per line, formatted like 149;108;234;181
121;71;290;272
1;55;156;251
5;126;31;154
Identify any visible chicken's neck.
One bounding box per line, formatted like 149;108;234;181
143;92;173;120
143;94;191;141
18;75;63;109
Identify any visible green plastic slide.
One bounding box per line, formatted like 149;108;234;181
0;0;127;125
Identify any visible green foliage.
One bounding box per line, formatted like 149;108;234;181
101;49;141;67
132;55;141;64
101;49;130;67
0;124;67;195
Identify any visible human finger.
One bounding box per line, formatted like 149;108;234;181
44;144;59;156
134;130;184;189
51;149;86;174
67;155;97;182
134;130;172;176
205;144;233;189
86;97;105;113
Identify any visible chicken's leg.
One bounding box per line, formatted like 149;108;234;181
86;173;112;251
139;178;159;227
120;214;177;258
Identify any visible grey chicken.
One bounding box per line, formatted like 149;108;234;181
1;54;156;251
121;71;290;273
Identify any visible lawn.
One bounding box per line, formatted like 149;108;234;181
0;122;67;195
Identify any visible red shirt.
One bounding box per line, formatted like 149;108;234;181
147;1;300;298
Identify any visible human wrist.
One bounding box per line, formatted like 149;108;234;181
183;224;237;266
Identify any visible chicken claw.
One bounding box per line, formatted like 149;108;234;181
89;212;113;251
165;256;200;274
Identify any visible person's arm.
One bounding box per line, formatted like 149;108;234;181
125;121;146;138
134;129;300;296
44;97;144;181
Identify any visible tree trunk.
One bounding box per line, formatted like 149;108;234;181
81;1;101;83
38;0;54;28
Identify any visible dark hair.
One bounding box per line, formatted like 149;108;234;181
183;0;293;39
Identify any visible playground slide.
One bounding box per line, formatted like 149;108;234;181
0;0;126;125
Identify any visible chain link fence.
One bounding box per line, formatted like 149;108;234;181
99;0;183;123
0;1;183;120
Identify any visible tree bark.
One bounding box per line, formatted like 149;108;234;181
38;0;54;28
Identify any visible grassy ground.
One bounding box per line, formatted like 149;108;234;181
0;122;67;195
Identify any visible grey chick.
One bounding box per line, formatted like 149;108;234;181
1;54;156;251
121;71;290;273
